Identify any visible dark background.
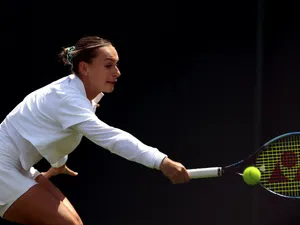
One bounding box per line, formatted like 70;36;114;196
2;0;300;224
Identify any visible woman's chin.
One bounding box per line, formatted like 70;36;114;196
102;86;115;93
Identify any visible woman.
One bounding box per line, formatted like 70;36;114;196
0;36;190;225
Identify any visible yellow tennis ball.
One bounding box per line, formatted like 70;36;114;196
242;166;261;185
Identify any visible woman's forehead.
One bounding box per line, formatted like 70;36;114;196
97;46;119;62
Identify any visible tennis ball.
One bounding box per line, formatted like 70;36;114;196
242;166;261;185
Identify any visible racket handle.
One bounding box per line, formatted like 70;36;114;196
187;167;222;179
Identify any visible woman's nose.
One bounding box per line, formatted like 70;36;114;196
115;67;121;77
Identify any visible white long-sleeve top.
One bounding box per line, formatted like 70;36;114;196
3;74;167;170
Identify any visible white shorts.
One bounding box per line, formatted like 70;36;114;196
0;154;41;217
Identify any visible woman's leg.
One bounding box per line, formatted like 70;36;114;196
34;174;83;224
3;183;83;225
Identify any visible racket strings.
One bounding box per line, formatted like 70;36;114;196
256;135;300;197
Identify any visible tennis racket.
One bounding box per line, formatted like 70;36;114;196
187;132;300;198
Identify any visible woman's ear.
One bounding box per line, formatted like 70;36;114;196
78;62;89;77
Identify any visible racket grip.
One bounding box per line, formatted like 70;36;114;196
187;167;222;179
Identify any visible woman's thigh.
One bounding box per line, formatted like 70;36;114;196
35;174;83;225
3;183;82;225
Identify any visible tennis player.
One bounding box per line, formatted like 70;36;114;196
0;36;190;225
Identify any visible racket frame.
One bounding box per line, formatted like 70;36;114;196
187;132;300;199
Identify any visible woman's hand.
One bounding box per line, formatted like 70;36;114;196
41;164;78;179
159;157;190;184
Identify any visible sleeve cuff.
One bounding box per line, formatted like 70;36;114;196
51;155;68;168
153;151;168;170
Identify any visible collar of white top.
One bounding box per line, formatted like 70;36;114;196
69;74;104;106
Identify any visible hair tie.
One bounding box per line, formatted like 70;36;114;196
67;46;75;65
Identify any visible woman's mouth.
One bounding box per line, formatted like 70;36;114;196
106;80;117;85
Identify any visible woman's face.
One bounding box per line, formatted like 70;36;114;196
80;45;121;97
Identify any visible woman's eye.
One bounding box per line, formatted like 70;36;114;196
105;64;113;68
